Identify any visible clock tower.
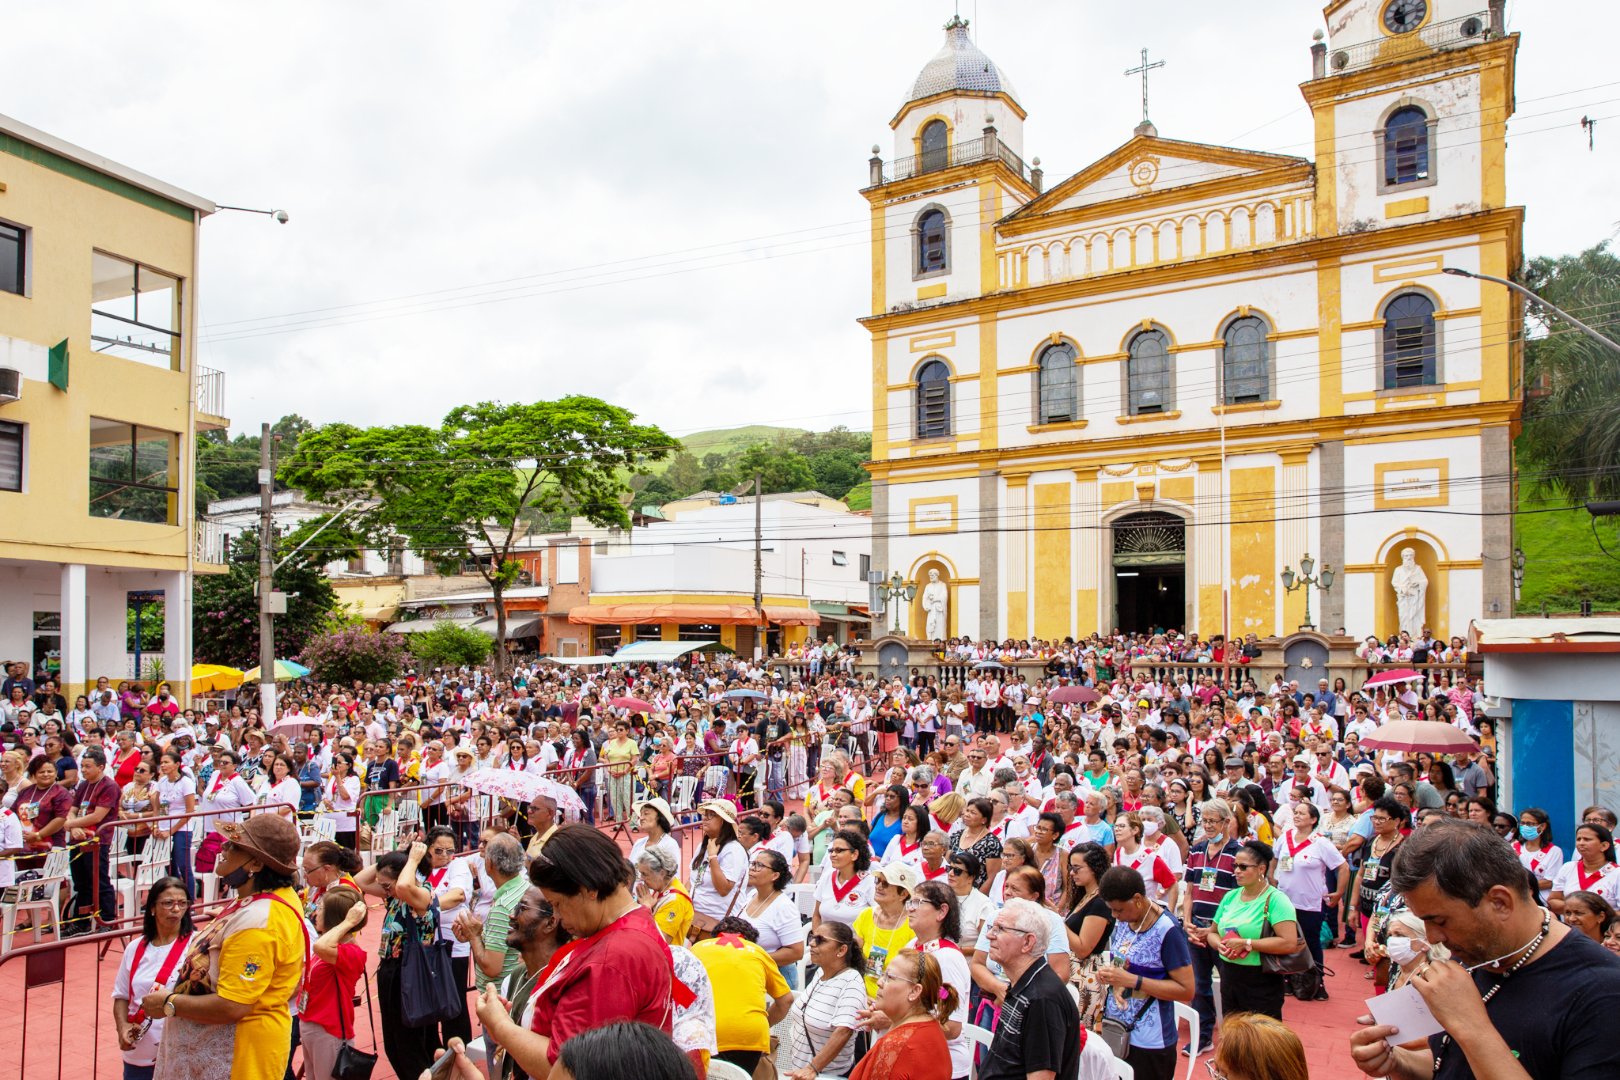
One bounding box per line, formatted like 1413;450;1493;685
1308;0;1514;235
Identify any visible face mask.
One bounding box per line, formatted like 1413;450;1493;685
1385;936;1422;966
219;863;252;889
1142;820;1161;838
1519;824;1539;842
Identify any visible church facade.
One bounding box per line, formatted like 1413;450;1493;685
864;0;1521;644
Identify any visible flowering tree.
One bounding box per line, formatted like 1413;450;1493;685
299;627;410;686
192;529;339;666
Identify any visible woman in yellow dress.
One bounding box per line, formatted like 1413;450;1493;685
636;844;695;945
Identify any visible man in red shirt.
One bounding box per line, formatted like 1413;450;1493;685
475;824;676;1073
64;746;121;933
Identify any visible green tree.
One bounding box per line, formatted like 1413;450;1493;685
408;622;495;670
278;397;673;675
1518;243;1620;503
196;414;315;510
298;626;410;685
735;443;816;494
192;529;340;665
663;451;706;498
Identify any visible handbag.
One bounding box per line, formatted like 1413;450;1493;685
332;962;378;1080
1258;890;1315;976
1094;987;1153;1059
398;901;464;1026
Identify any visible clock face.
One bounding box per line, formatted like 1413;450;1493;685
1384;0;1428;33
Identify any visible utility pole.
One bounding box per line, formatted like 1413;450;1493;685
753;473;764;659
258;422;278;721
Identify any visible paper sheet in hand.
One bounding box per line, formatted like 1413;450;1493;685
1366;984;1446;1044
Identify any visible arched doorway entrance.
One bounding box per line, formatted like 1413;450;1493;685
1111;511;1186;634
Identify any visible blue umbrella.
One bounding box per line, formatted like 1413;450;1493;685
724;688;769;701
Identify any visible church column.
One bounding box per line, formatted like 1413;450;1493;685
871;477;890;585
1004;472;1029;638
1319;441;1346;632
1073;467;1100;636
1192;456;1225;639
1480;425;1513;617
978;470;999;640
1279;449;1312;632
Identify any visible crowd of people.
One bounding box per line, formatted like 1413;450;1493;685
1;625;1617;1080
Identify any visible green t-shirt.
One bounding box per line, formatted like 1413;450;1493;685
1210;886;1297;967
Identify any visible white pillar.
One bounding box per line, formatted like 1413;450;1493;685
164;570;188;693
59;563;87;697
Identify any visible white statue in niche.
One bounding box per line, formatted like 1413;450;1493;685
1391;547;1429;638
921;569;949;640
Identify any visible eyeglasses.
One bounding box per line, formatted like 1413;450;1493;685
156;898;191;910
1203;1061;1229;1080
828;846;853;856
948;866;969;876
985;923;1034;939
806;933;829;947
1232;862;1261;872
748;862;773;871
875;970;917;987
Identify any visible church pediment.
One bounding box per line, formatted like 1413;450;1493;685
1001;135;1310;235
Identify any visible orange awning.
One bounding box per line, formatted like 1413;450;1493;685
568;603;820;627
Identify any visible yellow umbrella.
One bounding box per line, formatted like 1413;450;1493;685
190;664;245;694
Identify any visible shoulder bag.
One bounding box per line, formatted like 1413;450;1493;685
399;899;463;1026
1094;986;1154;1059
332;950;379;1080
1258;889;1315;976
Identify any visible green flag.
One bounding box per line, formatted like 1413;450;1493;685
47;339;68;391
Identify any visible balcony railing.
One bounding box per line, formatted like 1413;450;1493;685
195;517;228;565
195;364;225;417
1326;12;1493;75
880;135;1030;185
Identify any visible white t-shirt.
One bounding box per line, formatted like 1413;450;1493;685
0;809;20;888
812;870;875;926
629;832;682;873
152;774;197;833
1550;860;1620;907
880;834;925;868
918;940;972;1078
324;775;361;831
740;888;807;954
954;887;993;949
264;776;302;815
429;858;475;957
113;931;191;1066
1515;842;1565;900
1274;831;1347;912
690;839;749;920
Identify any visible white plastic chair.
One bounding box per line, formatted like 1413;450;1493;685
119;836;173;922
1174;1001;1201;1080
370;811;399;855
1110;1056;1134;1080
789;882;818;921
706;1060;751;1080
671;775;699;814
108;826;138;880
963;1023;994;1079
0;847;70;953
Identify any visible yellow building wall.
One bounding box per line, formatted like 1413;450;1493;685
0;143;200;570
1032;483;1071;639
1229;467;1276;635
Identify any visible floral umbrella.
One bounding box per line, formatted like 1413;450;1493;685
461;768;587;819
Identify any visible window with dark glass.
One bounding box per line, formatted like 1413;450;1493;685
1384;106;1430;186
1221;317;1271;404
920;120;949;173
1126;330;1172;415
0;222;23;297
89;418;178;524
1037;342;1078;423
915;360;952;439
1383;293;1437;388
917;209;948;274
0;421;22;491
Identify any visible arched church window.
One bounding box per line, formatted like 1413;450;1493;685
1221;316;1271;405
1126;329;1172;415
1384;106;1431;186
917;208;949;275
920;120;949;173
1037;342;1078;423
1383;293;1437;388
915;359;952;439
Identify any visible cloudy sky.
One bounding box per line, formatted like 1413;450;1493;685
9;1;1614;440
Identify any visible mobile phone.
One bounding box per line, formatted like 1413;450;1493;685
428;1045;461;1079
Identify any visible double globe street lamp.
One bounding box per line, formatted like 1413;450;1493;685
1280;554;1334;632
879;572;917;635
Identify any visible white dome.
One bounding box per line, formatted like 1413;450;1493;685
906;16;1020;105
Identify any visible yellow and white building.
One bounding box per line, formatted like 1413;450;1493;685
0;113;224;698
865;1;1521;643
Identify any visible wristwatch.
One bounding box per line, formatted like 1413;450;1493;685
162;994;178;1018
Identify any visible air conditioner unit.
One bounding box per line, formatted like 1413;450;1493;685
0;367;20;404
517;570;534;586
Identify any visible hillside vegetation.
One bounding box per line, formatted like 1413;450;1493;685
632;426;872;504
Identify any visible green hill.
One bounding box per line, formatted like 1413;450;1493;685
1515;486;1620;613
670;425;810;464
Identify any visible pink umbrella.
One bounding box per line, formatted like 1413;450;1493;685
1047;685;1101;705
608;696;656;713
1363;668;1422;689
1360;720;1480;755
462;768;588;820
268;717;323;732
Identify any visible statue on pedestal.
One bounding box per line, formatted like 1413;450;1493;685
921;569;949;641
1391;548;1429;638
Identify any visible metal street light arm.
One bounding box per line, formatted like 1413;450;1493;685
274;497;368;572
1443;267;1620;356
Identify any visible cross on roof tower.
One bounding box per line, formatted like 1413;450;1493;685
1124;47;1166;137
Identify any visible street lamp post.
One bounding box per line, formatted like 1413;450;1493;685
879;572;917;636
1442;267;1620;356
1280;553;1334;632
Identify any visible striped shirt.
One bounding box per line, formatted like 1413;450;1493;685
478;875;529;990
1183;839;1241;926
